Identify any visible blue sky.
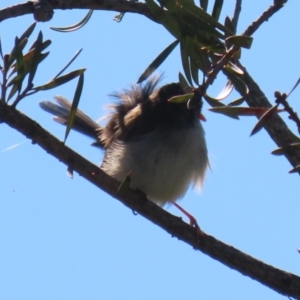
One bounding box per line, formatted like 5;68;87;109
1;1;300;299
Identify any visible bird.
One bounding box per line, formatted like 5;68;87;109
40;76;209;212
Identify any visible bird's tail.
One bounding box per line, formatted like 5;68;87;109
39;95;103;147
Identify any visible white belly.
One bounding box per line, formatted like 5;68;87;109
101;124;208;206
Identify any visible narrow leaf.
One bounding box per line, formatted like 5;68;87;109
228;97;245;106
34;69;86;91
137;40;179;83
64;73;84;142
200;0;208;11
204;94;226;107
180;44;193;86
0;35;3;60
19;22;36;42
53;48;83;79
27;31;44;86
7;81;20;101
212;0;223;20
210;106;284;117
51;10;93;32
146;0;181;38
208;105;239;119
190;59;199;86
224;16;235;35
27;51;50;86
168;93;194;103
10;50;49;75
7;37;28;67
288;77;300;97
178;72;193;93
250;104;279;136
15;42;25;94
168;0;233;35
227;62;244;75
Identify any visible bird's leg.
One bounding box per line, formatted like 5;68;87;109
172;202;203;234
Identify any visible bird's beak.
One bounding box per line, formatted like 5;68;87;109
199;113;206;122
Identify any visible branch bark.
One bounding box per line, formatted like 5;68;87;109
0;0;157;23
1;100;300;298
224;65;300;173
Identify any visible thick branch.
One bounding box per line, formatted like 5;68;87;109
0;0;157;23
1;100;300;298
224;65;300;173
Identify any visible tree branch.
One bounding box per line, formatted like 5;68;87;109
0;0;157;23
1;100;300;298
224;65;300;174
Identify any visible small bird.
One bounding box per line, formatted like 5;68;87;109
40;77;208;209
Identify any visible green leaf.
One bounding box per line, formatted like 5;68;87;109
288;76;300;97
160;0;225;40
51;10;93;32
10;50;49;76
27;51;50;86
29;32;51;53
200;0;208;11
64;73;84;142
208;105;239;119
0;35;3;60
180;43;193;86
146;0;181;38
34;69;86;91
118;172;132;192
7;37;28;68
226;35;253;49
27;31;44;86
168;93;194;103
224;16;235;35
184;37;211;73
227;62;244;75
19;22;36;42
210;106;284;119
190;58;199;86
250;104;279;136
178;72;193;93
53;48;83;79
7;77;22;100
228;97;245;106
15;42;25;94
7;39;26;101
212;0;223;20
160;0;233;35
204;94;226;107
137;40;179;83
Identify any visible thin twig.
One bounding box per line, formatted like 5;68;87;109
244;0;288;37
196;0;288;109
11;83;35;107
0;54;9;102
